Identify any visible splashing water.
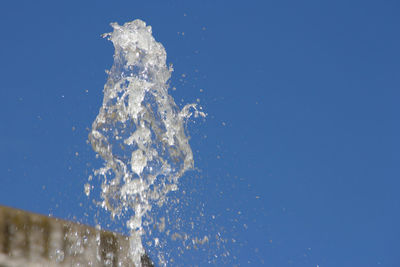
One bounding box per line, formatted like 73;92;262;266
88;19;205;266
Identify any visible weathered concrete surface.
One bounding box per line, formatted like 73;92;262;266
0;205;153;267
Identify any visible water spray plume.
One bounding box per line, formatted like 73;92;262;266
88;19;205;266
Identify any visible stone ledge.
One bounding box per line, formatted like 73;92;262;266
0;205;153;267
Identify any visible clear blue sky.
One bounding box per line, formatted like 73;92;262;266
0;1;399;266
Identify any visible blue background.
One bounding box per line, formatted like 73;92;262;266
0;1;399;266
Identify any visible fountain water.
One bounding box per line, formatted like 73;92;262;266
88;19;204;266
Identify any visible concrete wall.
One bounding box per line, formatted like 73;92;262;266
0;205;153;267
